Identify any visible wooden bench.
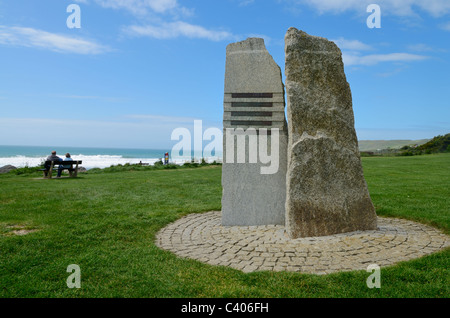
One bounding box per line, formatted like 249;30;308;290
40;160;82;178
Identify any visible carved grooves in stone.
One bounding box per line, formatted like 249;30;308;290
224;92;286;130
232;93;273;98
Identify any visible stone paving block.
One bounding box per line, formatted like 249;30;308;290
155;211;449;275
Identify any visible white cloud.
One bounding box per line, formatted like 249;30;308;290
0;116;178;149
343;52;428;66
0;115;222;149
78;0;233;42
79;0;187;16
125;114;200;124
296;0;367;14
422;0;450;17
0;26;110;54
407;43;435;52
440;21;450;31
331;37;429;67
375;66;409;77
124;21;233;41
239;0;255;6
54;94;128;103
287;0;450;17
332;37;373;51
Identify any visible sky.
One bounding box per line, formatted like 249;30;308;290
0;0;449;150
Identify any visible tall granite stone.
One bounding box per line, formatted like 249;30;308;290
222;38;288;226
284;28;377;238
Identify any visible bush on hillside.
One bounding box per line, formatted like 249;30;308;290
398;133;450;156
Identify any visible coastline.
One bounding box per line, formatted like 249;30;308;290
0;145;222;170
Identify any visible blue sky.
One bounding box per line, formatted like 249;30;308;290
0;0;449;149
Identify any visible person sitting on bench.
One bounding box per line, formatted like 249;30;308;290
57;153;74;178
44;151;62;177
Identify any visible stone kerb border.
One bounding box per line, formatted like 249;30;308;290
155;211;449;275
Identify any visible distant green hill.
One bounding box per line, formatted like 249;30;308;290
358;139;430;152
399;133;450;156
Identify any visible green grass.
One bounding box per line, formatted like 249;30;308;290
0;154;449;298
363;153;450;233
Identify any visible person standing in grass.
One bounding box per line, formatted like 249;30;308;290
57;153;74;178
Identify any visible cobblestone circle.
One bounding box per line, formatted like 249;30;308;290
155;211;449;275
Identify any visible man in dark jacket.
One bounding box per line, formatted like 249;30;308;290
44;151;62;177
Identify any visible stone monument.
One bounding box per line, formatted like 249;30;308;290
284;28;377;238
222;37;288;226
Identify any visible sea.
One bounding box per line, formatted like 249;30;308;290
0;145;222;170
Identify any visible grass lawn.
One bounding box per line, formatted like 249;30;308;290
0;154;449;298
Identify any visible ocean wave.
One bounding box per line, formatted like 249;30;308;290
0;154;222;170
